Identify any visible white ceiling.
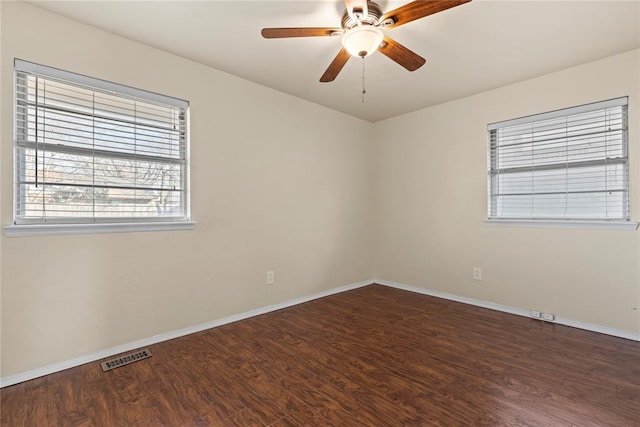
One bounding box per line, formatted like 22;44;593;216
29;0;640;122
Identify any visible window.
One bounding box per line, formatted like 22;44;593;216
10;59;191;234
488;97;631;224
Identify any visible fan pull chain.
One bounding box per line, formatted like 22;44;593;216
361;56;366;103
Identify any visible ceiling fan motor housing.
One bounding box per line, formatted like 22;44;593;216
341;1;384;29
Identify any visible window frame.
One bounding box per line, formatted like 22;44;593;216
4;59;194;237
486;97;637;230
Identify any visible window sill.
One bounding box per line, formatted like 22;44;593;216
3;221;196;237
485;219;638;230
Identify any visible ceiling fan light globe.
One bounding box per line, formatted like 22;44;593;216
342;25;383;58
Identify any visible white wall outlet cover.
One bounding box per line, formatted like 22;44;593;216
266;271;275;285
542;313;555;321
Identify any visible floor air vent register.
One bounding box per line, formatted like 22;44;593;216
100;348;152;371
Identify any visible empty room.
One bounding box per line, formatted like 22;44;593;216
1;0;639;425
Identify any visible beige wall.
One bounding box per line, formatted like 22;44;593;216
1;2;638;380
0;4;4;376
0;2;374;376
373;49;640;334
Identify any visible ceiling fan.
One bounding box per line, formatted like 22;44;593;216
262;0;471;83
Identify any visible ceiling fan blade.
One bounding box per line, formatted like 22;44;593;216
261;27;341;38
378;36;426;71
320;48;351;82
381;0;471;29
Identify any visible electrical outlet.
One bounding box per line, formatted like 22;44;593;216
472;267;483;281
541;313;555;322
530;310;541;319
266;270;275;285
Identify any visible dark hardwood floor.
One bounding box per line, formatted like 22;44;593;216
2;284;639;426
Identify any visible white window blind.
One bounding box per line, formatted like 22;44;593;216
13;59;189;225
488;97;629;221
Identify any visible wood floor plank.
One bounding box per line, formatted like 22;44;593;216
2;284;639;426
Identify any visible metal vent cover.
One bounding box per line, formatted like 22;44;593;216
100;348;152;371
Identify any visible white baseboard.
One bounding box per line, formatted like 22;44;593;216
3;278;638;387
376;279;640;342
0;280;372;388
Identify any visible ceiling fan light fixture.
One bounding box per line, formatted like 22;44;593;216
341;25;383;58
